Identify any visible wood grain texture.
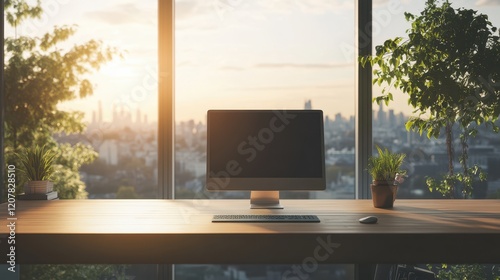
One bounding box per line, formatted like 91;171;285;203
0;199;499;264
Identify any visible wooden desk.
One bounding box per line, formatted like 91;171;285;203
1;199;499;264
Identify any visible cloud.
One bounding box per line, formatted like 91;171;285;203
224;82;353;92
174;1;224;30
175;0;205;21
85;3;154;25
217;62;352;71
216;62;352;71
290;0;354;14
176;0;355;29
373;0;390;4
254;62;352;69
219;66;245;71
476;0;500;6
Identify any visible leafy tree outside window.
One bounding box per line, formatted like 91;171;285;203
3;0;118;199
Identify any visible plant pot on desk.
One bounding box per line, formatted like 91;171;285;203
371;180;398;208
24;180;54;194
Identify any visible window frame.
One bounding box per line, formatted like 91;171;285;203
159;0;175;200
355;0;373;199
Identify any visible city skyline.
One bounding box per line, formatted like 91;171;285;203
87;98;405;126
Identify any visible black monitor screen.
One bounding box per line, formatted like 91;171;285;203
207;110;324;179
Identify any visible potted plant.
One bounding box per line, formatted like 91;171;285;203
368;146;406;208
17;145;56;194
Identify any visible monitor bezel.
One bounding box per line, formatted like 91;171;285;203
206;109;326;192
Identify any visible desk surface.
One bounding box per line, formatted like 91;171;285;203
1;199;499;264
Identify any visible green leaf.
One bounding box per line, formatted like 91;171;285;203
16;145;56;181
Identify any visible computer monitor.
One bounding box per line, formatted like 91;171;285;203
206;110;325;209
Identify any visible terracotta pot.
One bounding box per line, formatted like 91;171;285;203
25;181;54;194
371;181;398;208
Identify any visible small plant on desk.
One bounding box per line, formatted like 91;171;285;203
17;145;56;194
367;146;406;208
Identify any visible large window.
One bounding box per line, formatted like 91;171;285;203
174;0;356;200
372;1;500;199
3;0;158;278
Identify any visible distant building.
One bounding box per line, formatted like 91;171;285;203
388;109;396;127
304;99;312;110
335;113;343;123
377;102;386;126
99;140;118;165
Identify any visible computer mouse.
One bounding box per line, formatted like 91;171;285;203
359;216;378;224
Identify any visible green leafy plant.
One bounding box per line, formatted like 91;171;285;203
360;0;500;198
17;145;56;182
428;263;500;280
367;146;406;183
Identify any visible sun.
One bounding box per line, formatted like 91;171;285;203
99;59;139;79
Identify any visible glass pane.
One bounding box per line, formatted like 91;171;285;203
372;1;500;199
372;1;500;278
4;0;158;277
175;0;356;200
4;0;158;199
174;0;355;277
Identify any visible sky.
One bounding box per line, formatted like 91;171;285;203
5;0;500;123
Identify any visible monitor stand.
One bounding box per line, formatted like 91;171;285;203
250;191;284;209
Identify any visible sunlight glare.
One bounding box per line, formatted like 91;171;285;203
99;59;138;78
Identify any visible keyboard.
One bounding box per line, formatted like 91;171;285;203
212;214;320;223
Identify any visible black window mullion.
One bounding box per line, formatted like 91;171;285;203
158;0;175;200
355;0;373;199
